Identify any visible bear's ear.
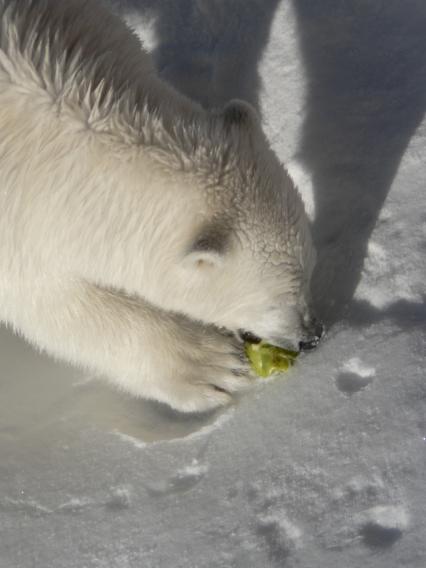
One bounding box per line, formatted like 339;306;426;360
222;99;259;129
183;222;230;270
184;249;223;270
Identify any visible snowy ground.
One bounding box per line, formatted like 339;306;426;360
1;1;425;566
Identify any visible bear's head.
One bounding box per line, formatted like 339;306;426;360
150;101;323;351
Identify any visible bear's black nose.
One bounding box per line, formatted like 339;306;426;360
299;320;324;352
299;338;319;351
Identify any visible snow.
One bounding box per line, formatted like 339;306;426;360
1;1;425;567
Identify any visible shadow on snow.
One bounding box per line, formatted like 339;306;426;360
292;0;426;325
108;0;280;111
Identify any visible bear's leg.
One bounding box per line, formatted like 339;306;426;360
16;280;253;412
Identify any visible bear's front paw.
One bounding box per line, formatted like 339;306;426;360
155;323;255;413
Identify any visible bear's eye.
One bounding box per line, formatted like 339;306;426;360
193;238;212;252
191;223;229;255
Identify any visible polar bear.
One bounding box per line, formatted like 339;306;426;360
0;0;321;412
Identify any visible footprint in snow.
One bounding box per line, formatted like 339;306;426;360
256;514;302;561
105;486;132;510
247;484;303;561
336;357;375;395
357;505;408;548
145;459;209;496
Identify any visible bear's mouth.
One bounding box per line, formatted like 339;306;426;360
237;322;324;353
237;329;262;344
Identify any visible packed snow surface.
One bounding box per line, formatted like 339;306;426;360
1;1;425;566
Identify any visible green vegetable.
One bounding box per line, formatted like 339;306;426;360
245;341;299;377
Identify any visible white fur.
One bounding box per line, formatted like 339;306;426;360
0;0;315;412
